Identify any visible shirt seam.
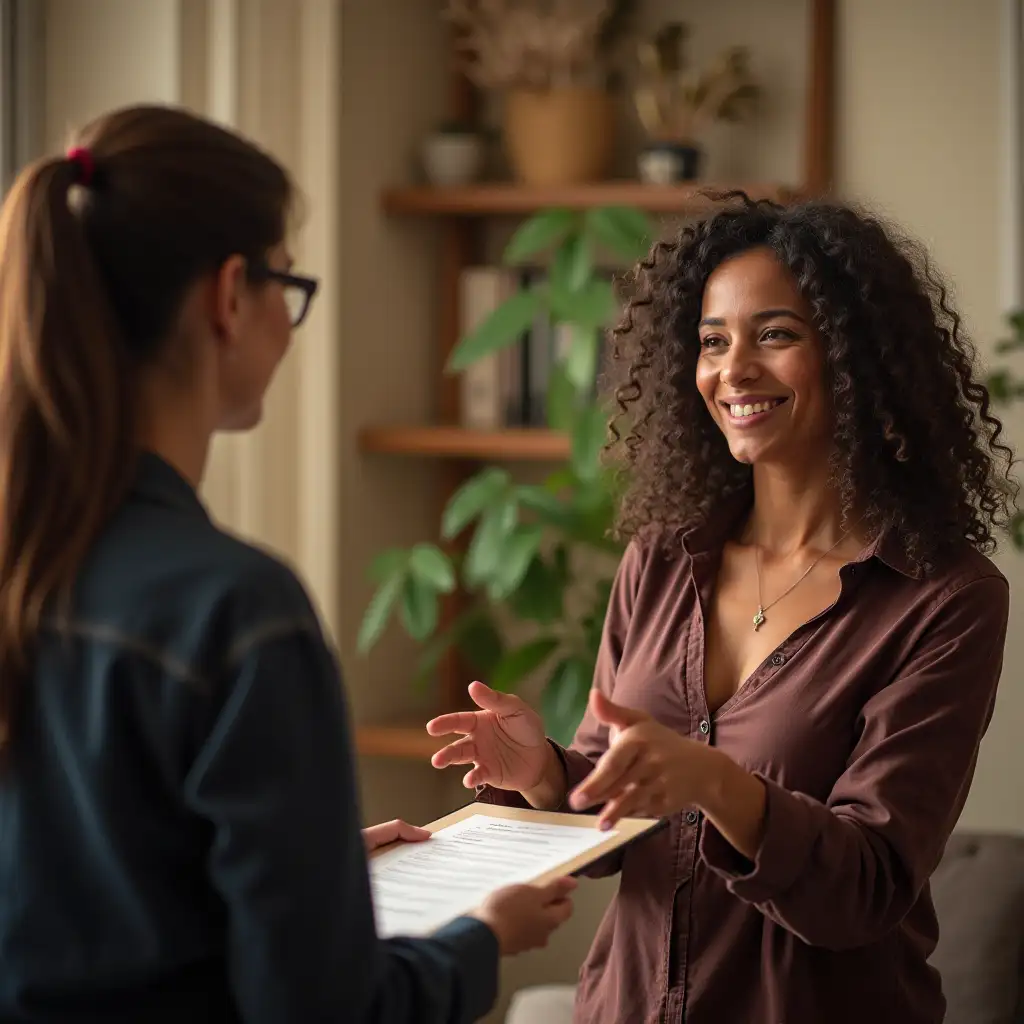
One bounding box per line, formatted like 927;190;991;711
220;616;324;672
42;618;210;693
42;615;327;695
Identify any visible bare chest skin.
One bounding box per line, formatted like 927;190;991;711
703;541;859;715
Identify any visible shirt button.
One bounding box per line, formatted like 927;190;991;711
686;811;699;825
699;719;710;735
771;652;787;667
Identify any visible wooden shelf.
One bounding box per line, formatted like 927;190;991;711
356;719;447;759
358;425;570;462
381;181;800;217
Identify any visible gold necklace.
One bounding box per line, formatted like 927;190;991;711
752;530;853;632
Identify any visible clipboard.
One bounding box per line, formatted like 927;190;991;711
369;800;667;883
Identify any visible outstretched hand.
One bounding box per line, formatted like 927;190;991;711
568;689;719;830
426;681;556;795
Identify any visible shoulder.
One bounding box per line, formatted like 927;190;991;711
919;542;1008;617
74;508;326;680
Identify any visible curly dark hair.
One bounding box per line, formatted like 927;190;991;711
608;192;1018;570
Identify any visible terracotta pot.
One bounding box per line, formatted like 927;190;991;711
502;86;615;186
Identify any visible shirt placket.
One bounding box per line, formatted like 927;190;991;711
663;553;717;1022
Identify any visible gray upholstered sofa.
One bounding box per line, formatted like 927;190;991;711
506;831;1024;1024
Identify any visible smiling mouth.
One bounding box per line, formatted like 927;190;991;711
721;398;788;423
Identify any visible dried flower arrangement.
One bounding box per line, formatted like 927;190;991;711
444;0;635;92
634;22;760;145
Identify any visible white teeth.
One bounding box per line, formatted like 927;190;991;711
729;400;780;418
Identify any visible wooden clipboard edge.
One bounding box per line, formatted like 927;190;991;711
368;800;668;882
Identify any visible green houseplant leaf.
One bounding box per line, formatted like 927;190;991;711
488;524;544;600
571;405;609;482
446;289;542;372
442;467;510;539
550;277;616;331
584;206;654;261
564;325;600;393
542;656;592;746
399;575;438;641
408;543;455;593
464;495;518;587
357;572;405;654
504;208;578;264
491;637;560;693
550;233;592;294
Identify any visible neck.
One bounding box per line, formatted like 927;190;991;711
135;376;215;490
745;458;851;554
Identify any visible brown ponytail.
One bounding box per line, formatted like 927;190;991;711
0;105;293;753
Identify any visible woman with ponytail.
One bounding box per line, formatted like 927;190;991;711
0;105;573;1024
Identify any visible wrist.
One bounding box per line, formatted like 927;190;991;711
522;742;567;810
692;745;740;816
469;910;507;954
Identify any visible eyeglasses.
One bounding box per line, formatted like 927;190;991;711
249;263;320;328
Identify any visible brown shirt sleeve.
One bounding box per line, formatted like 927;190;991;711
700;573;1009;951
477;540;648;876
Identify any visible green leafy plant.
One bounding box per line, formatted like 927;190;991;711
358;204;654;744
986;309;1024;549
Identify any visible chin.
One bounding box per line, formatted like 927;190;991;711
220;404;263;432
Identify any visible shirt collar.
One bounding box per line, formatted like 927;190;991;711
130;450;209;519
680;493;920;579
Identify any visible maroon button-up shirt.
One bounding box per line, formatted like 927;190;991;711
481;513;1008;1024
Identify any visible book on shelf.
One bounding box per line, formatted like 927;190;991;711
457;266;610;431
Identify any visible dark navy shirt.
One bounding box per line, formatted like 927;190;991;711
0;452;498;1024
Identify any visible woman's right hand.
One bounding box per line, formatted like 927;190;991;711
426;681;563;805
469;877;577;955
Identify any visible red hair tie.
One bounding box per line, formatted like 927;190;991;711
66;146;94;187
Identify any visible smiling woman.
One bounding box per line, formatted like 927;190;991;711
426;190;1018;1024
610;192;1016;568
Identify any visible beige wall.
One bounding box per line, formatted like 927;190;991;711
41;0;342;633
837;0;1023;832
37;0;1024;1020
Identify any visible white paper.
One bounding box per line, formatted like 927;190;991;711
369;813;617;938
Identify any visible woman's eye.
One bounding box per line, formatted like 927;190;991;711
762;327;796;342
700;335;724;350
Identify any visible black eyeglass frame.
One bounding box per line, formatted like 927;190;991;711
248;263;320;327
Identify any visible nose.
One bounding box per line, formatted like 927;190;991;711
720;342;760;386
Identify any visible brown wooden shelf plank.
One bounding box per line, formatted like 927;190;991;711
355;720;444;759
381;181;800;216
358;425;570;462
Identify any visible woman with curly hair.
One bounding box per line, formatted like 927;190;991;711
428;193;1016;1024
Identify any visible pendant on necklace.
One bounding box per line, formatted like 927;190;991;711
753;606;766;631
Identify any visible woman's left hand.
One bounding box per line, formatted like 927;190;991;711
362;818;432;853
569;690;722;830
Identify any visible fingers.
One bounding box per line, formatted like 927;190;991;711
430;736;477;770
596;783;653;831
537;876;578;902
545;895;574;928
426;711;481;737
392;820;432;843
569;742;642;810
588;689;650;730
468;680;523;714
462;765;489;789
363;818;432;852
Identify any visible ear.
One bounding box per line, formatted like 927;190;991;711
210;254;249;354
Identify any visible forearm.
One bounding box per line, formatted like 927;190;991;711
695;748;767;861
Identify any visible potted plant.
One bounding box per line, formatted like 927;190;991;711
421;119;487;186
443;0;637;187
358;202;654;744
634;22;760;184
